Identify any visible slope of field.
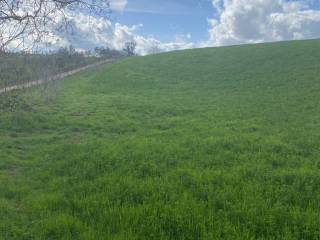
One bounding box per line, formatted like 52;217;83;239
1;39;320;239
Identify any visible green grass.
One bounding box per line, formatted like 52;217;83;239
1;39;320;239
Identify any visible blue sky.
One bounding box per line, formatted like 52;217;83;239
39;0;320;55
113;0;215;43
110;0;320;47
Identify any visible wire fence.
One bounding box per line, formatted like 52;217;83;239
0;59;113;94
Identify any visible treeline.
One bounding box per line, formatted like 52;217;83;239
0;45;127;89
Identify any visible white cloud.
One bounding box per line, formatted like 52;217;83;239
211;0;224;13
207;0;320;46
5;0;194;55
11;0;320;55
134;34;193;55
109;0;128;12
37;12;192;55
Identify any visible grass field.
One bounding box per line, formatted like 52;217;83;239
1;39;320;239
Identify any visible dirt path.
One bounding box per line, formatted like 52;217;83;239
0;59;114;94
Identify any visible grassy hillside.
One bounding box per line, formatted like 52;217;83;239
1;39;320;239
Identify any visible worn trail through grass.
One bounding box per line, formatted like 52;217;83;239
0;59;114;94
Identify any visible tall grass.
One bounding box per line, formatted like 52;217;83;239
1;39;320;239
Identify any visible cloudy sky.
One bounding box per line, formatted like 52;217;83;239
45;0;320;55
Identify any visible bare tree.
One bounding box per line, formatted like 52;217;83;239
0;0;110;51
123;41;137;56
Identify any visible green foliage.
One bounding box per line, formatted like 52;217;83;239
0;93;32;112
1;39;320;239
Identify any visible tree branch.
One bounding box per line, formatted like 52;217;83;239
0;0;110;51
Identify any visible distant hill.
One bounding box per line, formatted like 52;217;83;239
1;39;320;239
